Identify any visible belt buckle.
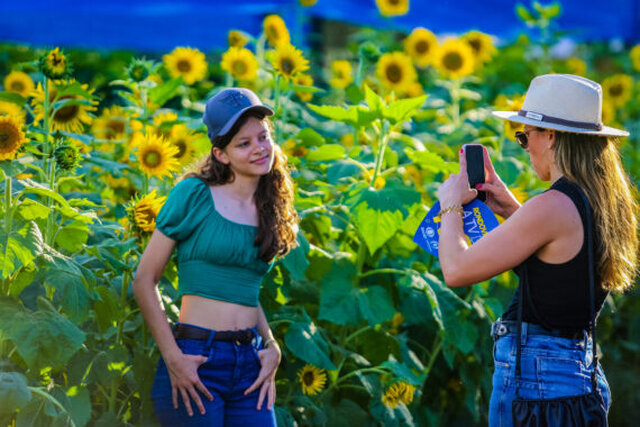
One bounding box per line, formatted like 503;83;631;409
491;320;508;338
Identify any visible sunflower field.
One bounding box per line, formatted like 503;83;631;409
2;1;640;426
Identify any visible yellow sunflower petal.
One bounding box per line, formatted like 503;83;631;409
376;0;409;17
263;15;291;47
404;27;438;68
221;47;259;81
4;71;35;98
297;364;327;396
433;38;475;80
329;60;353;89
136;132;180;178
269;44;309;81
376;51;417;93
163;47;208;85
602;74;633;108
0;115;27;160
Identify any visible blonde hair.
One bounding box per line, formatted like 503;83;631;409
554;132;639;292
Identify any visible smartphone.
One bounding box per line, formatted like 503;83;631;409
465;144;486;202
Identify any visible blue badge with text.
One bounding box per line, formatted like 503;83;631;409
413;199;499;257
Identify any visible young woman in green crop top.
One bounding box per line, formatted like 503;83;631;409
132;88;298;426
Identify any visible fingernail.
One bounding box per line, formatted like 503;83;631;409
476;184;483;189
459;148;463;153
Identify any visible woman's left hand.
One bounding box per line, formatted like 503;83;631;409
438;147;478;209
244;341;281;410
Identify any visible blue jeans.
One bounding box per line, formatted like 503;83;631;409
150;323;276;426
489;321;611;427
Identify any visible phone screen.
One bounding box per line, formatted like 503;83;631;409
465;144;486;202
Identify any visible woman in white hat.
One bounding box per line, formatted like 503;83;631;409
436;74;638;425
133;88;298;426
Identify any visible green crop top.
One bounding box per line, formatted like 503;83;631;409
155;177;272;306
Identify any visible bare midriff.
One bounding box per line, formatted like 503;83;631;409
178;294;259;331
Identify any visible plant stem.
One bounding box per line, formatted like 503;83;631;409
425;332;443;377
344;325;371;344
28;387;76;426
359;268;410;279
116;269;131;345
371;122;389;186
5;176;12;234
451;79;461;127
319;366;389;401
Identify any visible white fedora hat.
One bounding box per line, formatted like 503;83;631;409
492;74;629;137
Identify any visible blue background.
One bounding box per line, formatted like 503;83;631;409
1;0;638;52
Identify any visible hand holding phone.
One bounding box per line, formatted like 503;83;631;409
465;144;486;202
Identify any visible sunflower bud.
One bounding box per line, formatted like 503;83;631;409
39;47;72;80
126;58;158;82
358;42;381;63
54;142;81;171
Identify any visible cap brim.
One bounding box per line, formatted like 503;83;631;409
218;105;275;137
492;110;629;137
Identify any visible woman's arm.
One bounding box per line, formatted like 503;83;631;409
244;303;281;410
132;230;213;416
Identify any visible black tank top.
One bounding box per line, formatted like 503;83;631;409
502;177;608;331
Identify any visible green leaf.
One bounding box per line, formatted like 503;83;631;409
353;179;420;215
296;128;325;147
318;260;361;325
494;157;523;185
51;99;95;115
149;78;183;106
515;4;534;23
66;386;91;427
281;233;310;281
55;220;90;253
353;201;403;255
0;372;32;416
327;161;362;185
20;185;73;211
307;104;358;125
0;91;27;107
9;266;36;298
0;221;41;279
93;286;120;333
383;95;428;124
0;297;85;371
305;144;346;162
364;84;386;115
54;82;95;100
358;286;395;326
406;149;458;174
17;198;52;220
284;321;337;370
381;356;423;385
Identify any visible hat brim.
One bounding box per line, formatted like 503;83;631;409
492;110;629;137
217;105;275;138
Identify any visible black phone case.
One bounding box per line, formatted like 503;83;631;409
465;145;486;202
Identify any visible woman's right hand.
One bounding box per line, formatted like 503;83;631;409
165;352;214;416
475;146;521;219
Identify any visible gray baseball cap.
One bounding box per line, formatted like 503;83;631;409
202;87;274;142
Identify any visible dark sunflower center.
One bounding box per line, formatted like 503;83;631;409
302;371;315;385
388;0;400;5
415;40;430;55
385;64;403;83
443;52;463;71
107;119;125;136
281;58;295;74
51;54;65;68
54;96;80;123
0;130;11;148
468;39;481;53
139;207;156;222
10;81;25;92
233;60;247;75
144;150;161;167
177;60;192;72
609;84;623;97
174;140;186;158
267;26;280;42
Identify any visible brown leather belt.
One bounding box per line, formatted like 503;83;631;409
173;324;255;345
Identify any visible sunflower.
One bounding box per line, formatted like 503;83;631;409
228;30;249;48
404;28;438;68
136;133;180;178
125;57;157;82
381;381;416;408
0;115;26;160
168;124;197;166
282;138;309;158
376;0;409;17
493;93;526;134
152;110;179;135
299;0;317;6
461;30;496;64
92;105;129;141
4;71;35;98
566;57;586;77
0;101;26;124
403;164;423;187
601;100;615;126
297;364;327;396
602;74;633;108
389;312;405;335
162;47;208;85
263;15;290;47
31;80;97;133
269;44;309;81
293;73;314;102
630;45;640;72
376;51;417;93
40;47;71;79
404;81;424;98
329;60;353;89
126;190;166;234
221;47;259;81
433;39;475;80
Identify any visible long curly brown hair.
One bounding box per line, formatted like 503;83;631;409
183;110;298;262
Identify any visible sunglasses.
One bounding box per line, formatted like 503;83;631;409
514;128;545;149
